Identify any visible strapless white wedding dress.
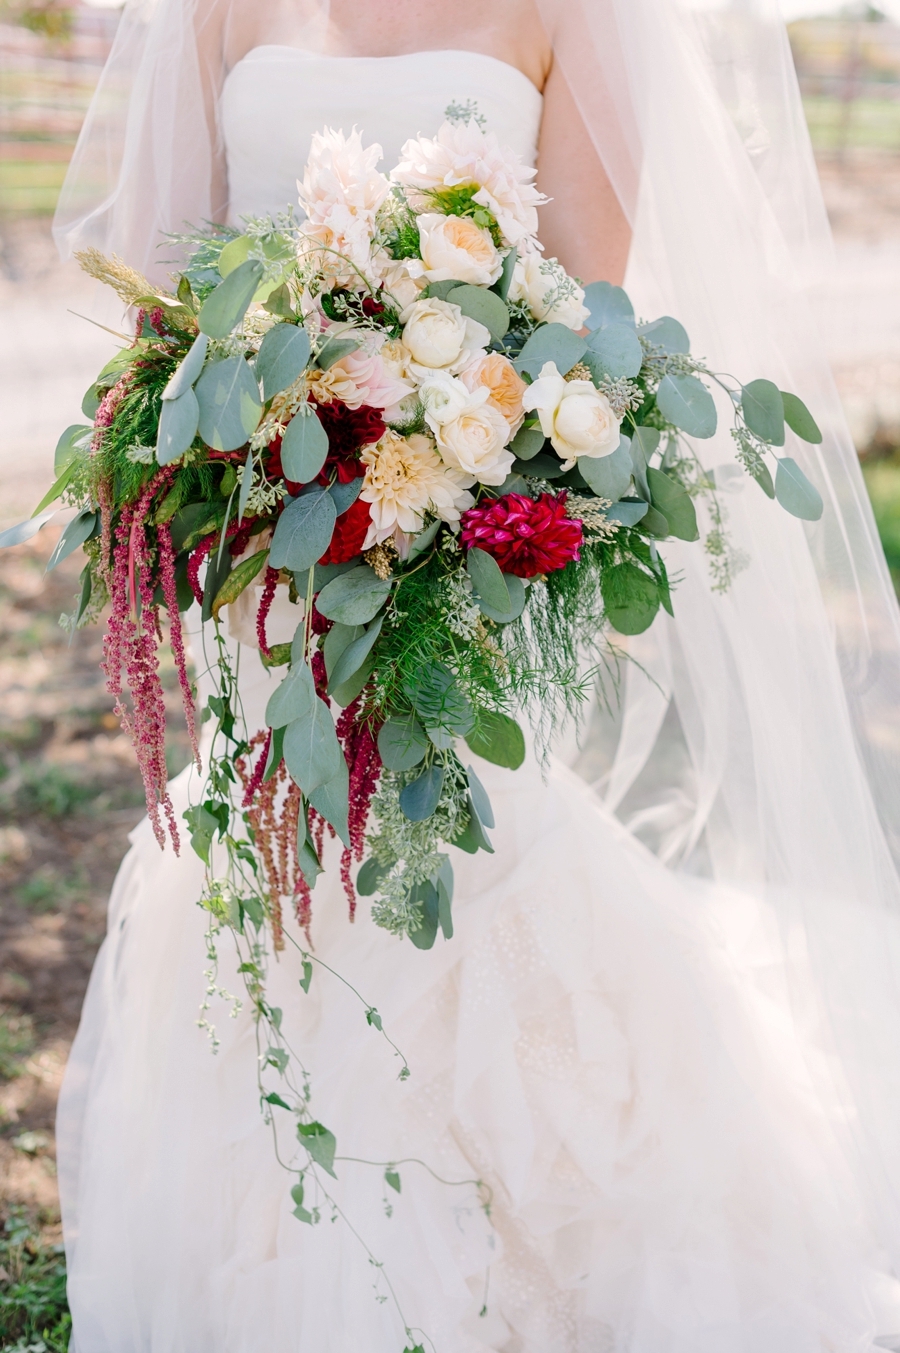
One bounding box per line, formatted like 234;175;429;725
58;47;900;1353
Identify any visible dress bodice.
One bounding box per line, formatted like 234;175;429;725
221;46;544;225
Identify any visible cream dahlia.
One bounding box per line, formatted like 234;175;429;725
360;430;474;548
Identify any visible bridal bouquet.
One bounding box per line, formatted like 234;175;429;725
3;116;824;951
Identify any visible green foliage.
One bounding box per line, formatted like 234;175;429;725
422;184;502;247
0;1212;71;1353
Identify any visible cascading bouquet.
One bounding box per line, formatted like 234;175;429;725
2;116;825;955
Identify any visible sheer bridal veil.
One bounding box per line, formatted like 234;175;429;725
53;0;900;1276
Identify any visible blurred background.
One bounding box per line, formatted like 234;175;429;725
0;2;899;1345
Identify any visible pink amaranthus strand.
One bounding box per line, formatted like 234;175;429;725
102;468;180;851
335;696;383;921
242;728;271;808
157;521;200;771
187;537;213;605
256;567;279;658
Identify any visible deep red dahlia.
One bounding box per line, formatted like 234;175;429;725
314;401;386;483
319;496;372;565
460;492;583;578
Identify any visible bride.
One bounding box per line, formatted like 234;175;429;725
51;0;900;1348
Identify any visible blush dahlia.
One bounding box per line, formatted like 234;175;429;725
460;491;583;578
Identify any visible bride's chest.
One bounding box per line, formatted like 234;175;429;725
220;46;543;224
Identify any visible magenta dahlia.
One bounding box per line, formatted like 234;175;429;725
460;492;583;578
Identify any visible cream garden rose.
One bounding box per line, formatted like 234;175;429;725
407;212;502;286
510;254;589;331
522;361;621;467
360;430;474;549
401;297;490;372
461;352;527;434
432;393;513;486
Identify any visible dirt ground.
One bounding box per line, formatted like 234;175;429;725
0;532;189;1268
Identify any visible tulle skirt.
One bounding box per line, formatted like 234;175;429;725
58;711;900;1351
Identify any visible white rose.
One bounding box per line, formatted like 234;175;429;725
401;297;491;371
418;372;475;427
510;254;589;331
434;399;513;486
407;212;502;286
522;361;621;466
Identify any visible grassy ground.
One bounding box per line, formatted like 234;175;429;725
0;534;191;1350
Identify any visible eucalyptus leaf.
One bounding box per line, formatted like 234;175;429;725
435;855;454;939
283;699;343;793
577;436;633;500
511;453;567;479
297;838;323;888
408;882;440;950
217;234;250;277
357;856;391;896
32;461;77;516
466;765;495;829
407;518;442;562
647;467;699;541
378;714;429;771
750;460;776;498
641;504;671;538
656;373;717;439
327;615;383;692
266;660;317;730
257;323;311;400
323;622;364;680
263;725;286;781
156;387;199;464
197;259;265;339
162;332;209;400
495;246;517;301
54;423;91;475
317;335;359;369
237;447;254;523
601;562;660;635
474;571;526;624
446;284;509;341
513;323;586;379
315;566;392;625
425;279;466;301
281;410;329;484
308;759;350;847
741;379;785;446
329;477;363;516
774;457;824;521
606;500;649;527
636;316;690;354
269;487;337;572
781;391;822;444
466;546;510;613
425;724;457;751
582;281;635;332
399;763;445;822
46;507;96;572
330;654;374;707
628;426;659;498
585;322;643;379
0;509;56;550
451;796;494;854
464;710;526;769
509;425;545;461
195;356;262;452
